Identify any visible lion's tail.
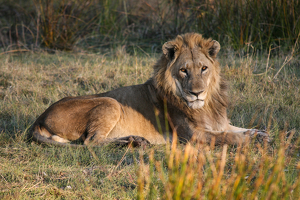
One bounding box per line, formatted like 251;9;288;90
30;124;85;148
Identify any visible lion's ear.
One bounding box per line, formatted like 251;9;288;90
162;42;178;61
208;40;221;58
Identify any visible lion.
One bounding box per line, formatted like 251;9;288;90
30;33;269;147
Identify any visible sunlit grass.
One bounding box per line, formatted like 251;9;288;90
0;50;299;199
137;131;300;199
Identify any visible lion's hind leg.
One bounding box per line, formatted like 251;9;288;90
51;135;70;143
32;125;70;145
84;97;122;146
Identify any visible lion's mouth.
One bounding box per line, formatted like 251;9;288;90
189;99;203;103
187;99;204;109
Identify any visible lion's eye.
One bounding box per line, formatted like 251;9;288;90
202;66;208;71
180;68;187;73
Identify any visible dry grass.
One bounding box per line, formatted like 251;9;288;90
0;49;299;199
1;0;299;51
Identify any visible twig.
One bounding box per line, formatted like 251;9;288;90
273;56;292;79
21;181;42;193
36;8;40;47
265;44;272;74
0;174;8;183
273;33;300;79
87;145;100;162
0;49;31;55
107;146;130;178
126;171;137;186
135;45;150;57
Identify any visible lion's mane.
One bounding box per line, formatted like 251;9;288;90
152;33;228;130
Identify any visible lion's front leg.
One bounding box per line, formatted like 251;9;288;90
225;125;270;144
193;125;270;145
242;129;270;143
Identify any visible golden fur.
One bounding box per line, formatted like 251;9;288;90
30;33;268;146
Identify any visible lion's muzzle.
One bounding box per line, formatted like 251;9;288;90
187;99;204;109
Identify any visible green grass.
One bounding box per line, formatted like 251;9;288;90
0;50;299;199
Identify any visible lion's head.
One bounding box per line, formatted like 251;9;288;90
153;33;227;113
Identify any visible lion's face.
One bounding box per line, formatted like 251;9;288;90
161;33;221;109
173;50;213;109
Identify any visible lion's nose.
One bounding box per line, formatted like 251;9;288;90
189;90;203;97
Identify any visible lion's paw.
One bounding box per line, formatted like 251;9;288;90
112;135;150;148
127;136;151;147
246;129;271;143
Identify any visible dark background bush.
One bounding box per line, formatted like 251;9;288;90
0;0;299;52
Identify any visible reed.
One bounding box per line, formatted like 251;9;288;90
137;131;300;199
0;0;299;51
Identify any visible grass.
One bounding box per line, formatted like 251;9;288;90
1;0;299;198
0;48;299;199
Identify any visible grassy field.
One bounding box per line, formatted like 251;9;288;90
0;48;299;199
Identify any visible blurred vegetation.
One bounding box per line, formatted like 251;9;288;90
138;133;300;199
0;0;299;52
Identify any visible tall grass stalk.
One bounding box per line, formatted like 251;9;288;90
0;0;299;51
138;132;300;199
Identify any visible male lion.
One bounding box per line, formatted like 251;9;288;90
31;33;268;146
